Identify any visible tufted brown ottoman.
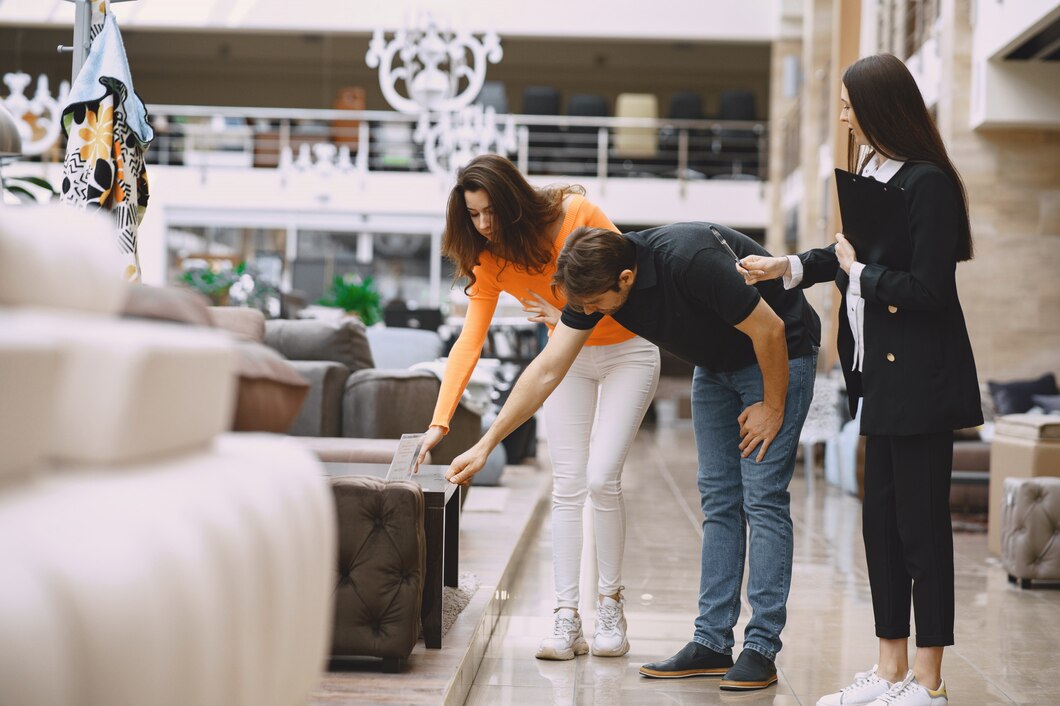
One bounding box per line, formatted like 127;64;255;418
1000;477;1060;589
329;476;425;672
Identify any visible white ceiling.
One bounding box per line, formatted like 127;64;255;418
0;0;779;42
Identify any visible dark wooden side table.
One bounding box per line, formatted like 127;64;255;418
322;462;460;649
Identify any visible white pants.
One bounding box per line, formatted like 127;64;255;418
542;336;660;609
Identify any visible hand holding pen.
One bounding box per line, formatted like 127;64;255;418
710;225;790;286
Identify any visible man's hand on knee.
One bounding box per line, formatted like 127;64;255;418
738;402;784;462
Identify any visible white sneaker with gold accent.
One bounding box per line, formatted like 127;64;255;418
868;671;947;706
816;665;893;705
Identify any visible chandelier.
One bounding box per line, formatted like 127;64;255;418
366;13;515;175
1;72;70;157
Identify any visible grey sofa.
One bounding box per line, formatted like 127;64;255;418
264;317;482;464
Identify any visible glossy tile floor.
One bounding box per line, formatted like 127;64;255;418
466;425;1060;705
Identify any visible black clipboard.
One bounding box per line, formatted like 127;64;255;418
834;168;912;270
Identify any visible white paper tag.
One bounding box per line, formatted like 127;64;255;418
385;433;425;481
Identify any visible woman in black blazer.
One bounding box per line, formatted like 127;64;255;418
741;54;981;706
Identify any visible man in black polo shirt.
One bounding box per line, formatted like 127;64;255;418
446;222;821;691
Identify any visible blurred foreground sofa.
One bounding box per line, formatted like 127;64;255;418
0;206;336;706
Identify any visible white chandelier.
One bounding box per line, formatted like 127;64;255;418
1;72;70;157
366;13;515;175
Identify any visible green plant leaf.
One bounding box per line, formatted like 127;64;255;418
4;185;37;203
7;175;57;193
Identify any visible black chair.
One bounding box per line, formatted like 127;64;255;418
522;86;563;173
475;81;509;114
659;91;708;177
383;300;443;332
714;89;760;179
565;93;609;172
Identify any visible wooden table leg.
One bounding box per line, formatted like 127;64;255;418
444;489;460;588
422;501;444;649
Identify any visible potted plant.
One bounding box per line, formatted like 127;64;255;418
317;273;382;325
179;262;241;306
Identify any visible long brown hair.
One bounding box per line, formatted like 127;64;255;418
843;53;973;261
443;154;583;293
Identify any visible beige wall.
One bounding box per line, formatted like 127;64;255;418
939;0;1060;381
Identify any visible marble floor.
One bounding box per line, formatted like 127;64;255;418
466;425;1060;706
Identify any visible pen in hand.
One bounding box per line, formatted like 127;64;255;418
710;225;748;275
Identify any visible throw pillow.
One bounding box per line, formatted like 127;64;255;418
264;318;375;373
231;342;310;433
208;306;266;343
1031;394;1060;414
121;284;213;328
988;373;1059;416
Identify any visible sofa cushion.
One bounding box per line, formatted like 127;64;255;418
283;361;350;438
988;373;1059;416
0;333;61;481
208;307;266;344
2;311;237;465
122;285;213;328
1031;394;1060;414
231;342;310;433
365;327;442;370
0;205;128;314
265;318;374;373
994;414;1060;441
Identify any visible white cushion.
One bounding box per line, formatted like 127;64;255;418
0;434;334;706
1;311;237;464
0;331;61;482
0;204;128;314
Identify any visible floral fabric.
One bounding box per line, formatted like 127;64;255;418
60;1;152;283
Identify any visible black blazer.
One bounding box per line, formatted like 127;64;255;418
797;162;983;436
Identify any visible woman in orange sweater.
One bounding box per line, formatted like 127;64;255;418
418;155;659;660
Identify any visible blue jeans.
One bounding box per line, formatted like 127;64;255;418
691;353;816;661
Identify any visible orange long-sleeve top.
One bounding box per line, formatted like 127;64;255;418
430;194;636;431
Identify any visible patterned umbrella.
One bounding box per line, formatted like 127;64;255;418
60;0;153;282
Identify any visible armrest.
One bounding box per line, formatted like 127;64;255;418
342;368;484;464
286;361;350;437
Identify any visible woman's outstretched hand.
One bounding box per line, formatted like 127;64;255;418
737;255;790;285
521;290;561;326
416;425;446;468
446;443;491;486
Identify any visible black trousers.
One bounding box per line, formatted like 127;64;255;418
863;432;954;647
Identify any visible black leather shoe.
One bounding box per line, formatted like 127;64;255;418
719;649;778;690
639;641;733;678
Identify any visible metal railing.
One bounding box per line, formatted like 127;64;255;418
131;104;769;183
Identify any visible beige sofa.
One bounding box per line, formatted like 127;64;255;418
988;414;1060;554
1000;476;1060;588
0;206;336;706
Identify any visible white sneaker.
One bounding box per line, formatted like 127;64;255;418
868;671;948;706
536;608;589;661
816;665;893;705
591;594;630;657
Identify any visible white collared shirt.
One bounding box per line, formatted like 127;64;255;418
783;155;906;372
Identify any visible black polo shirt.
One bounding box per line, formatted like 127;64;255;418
561;222;821;372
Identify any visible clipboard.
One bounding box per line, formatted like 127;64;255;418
834;168;913;270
